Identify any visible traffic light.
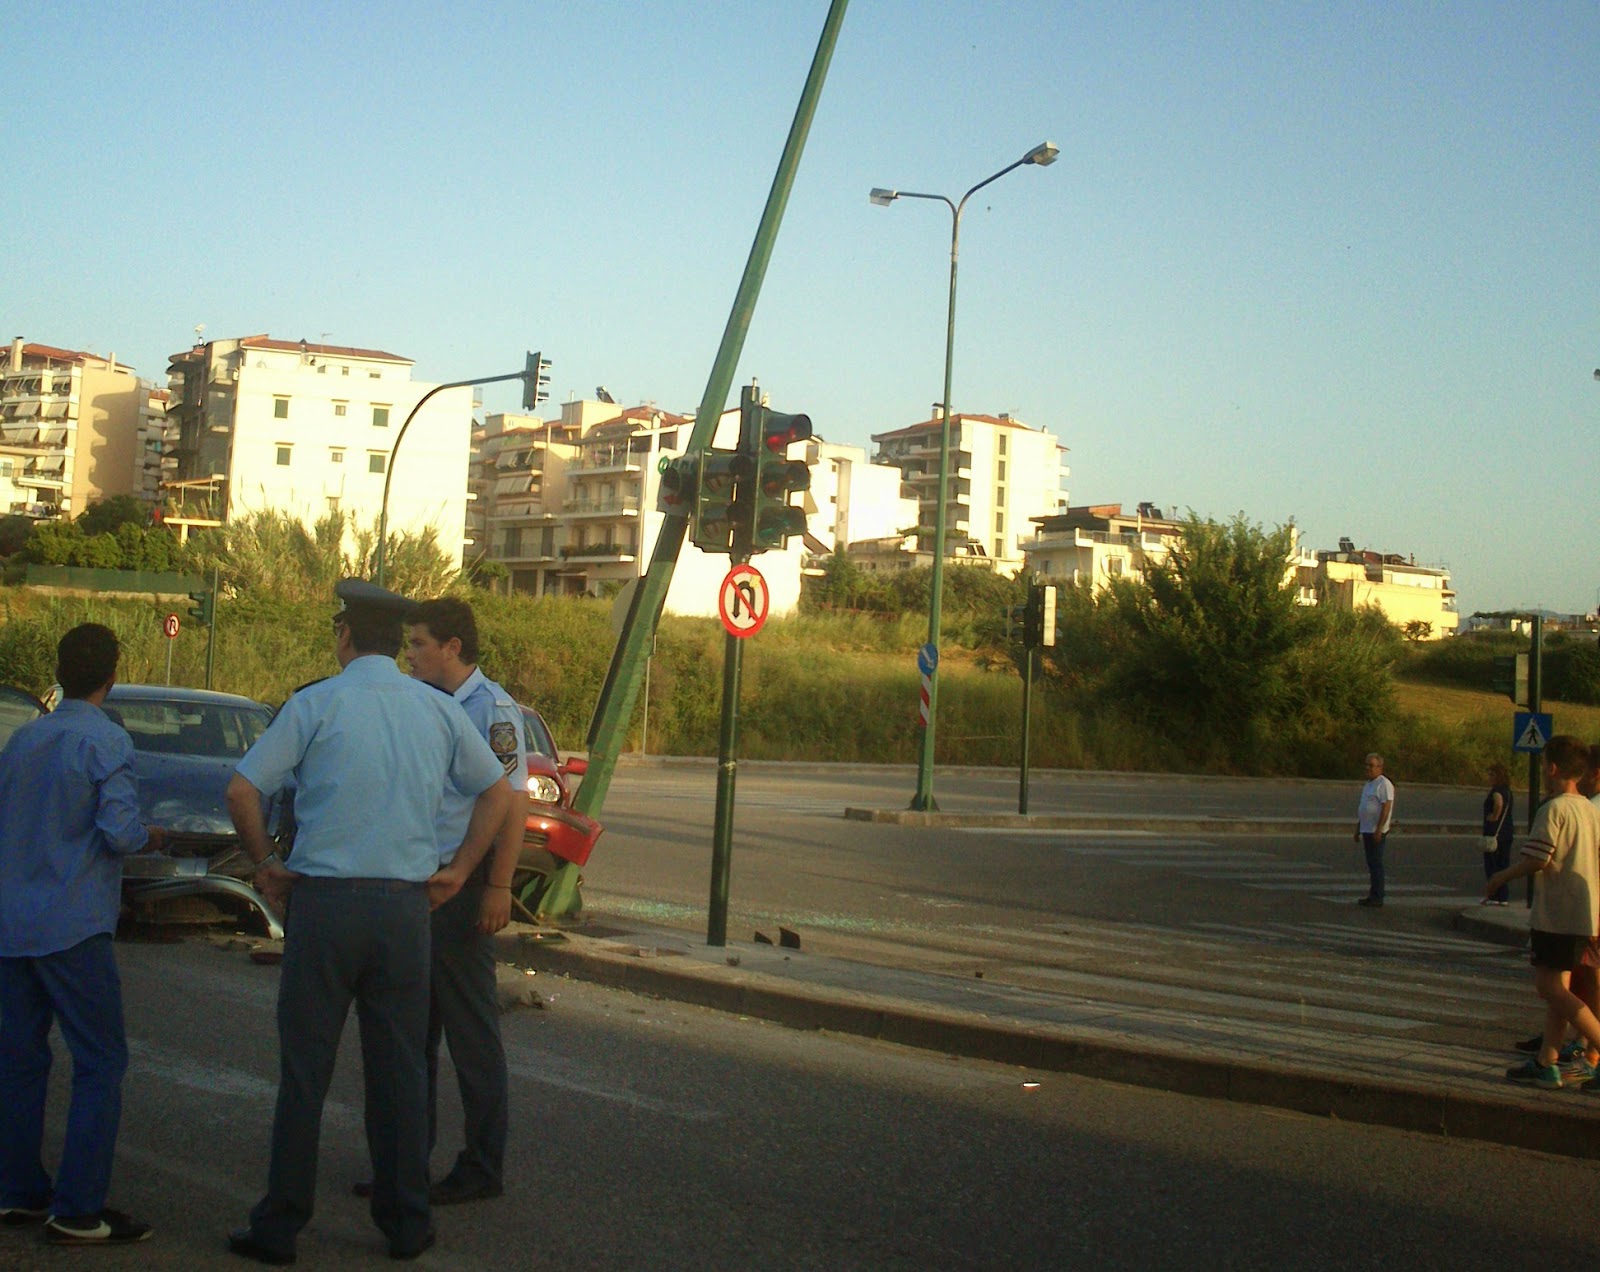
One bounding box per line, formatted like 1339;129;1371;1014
1491;653;1528;705
656;455;697;517
738;387;812;554
1023;589;1043;648
691;450;752;554
1039;584;1057;649
522;350;552;411
188;588;215;628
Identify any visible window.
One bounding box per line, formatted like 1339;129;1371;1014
317;364;328;375
341;366;350;376
273;397;289;419
372;405;390;428
329;448;345;464
333;401;347;417
997;460;1006;481
540;527;555;556
993;538;1004;558
368;452;387;474
326;496;340;513
275;445;292;466
504;527;523;556
995;513;1005;533
369;371;381;379
1108;556;1125;576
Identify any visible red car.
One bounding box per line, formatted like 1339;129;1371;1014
517;705;602;875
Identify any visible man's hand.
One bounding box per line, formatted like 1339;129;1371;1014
427;866;467;911
255;861;300;917
477;886;513;935
143;825;169;855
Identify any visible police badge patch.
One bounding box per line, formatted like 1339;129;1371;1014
489;721;519;775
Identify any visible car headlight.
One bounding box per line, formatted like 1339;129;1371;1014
526;774;561;804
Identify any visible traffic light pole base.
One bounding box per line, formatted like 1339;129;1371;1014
520;862;583;922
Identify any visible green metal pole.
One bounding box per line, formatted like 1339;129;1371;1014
707;629;743;947
204;565;218;691
538;0;850;922
1019;646;1034;814
1524;615;1543;908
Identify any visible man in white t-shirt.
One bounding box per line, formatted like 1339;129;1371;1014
1353;752;1395;908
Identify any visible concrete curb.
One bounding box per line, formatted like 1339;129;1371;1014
494;928;1600;1162
842;809;1479;836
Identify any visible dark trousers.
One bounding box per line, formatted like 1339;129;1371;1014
1362;832;1387;901
248;880;432;1256
1484;838;1512;902
427;882;508;1189
0;935;127;1218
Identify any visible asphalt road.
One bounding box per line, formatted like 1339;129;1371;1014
5;938;1596;1271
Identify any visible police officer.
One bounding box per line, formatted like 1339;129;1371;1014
223;580;512;1265
401;596;529;1206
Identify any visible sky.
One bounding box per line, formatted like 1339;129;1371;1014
4;1;1597;616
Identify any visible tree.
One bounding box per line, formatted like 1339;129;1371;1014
1401;619;1433;643
76;494;151;537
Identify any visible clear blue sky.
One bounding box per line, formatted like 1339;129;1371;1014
5;1;1596;615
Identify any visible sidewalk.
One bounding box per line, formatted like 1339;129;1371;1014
496;897;1600;1163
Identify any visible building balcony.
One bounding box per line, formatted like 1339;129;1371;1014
559;543;637;563
572;448;647;473
564;496;641;518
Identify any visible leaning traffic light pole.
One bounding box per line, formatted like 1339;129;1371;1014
187;566;219;690
550;0;850;927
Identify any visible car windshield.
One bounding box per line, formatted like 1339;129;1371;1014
109;697;272;760
520;707;557;761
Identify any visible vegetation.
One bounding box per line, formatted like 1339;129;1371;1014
1;509;1590;785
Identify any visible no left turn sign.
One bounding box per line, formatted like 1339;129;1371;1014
718;564;769;639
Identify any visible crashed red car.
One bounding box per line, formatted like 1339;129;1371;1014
517;705;601;877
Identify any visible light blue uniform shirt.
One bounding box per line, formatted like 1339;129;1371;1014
0;699;149;957
434;667;526;865
236;655;505;881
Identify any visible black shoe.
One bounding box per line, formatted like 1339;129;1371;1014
227;1228;297;1265
44;1208;153;1245
1515;1033;1546;1054
429;1174;503;1206
351;1179;374;1199
1357;896;1383;908
0;1204;49;1227
390;1228;436;1260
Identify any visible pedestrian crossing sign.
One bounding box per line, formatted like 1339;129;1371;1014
1512;711;1553;753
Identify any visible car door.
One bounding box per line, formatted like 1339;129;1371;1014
0;685;46;749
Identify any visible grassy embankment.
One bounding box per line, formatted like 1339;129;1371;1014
0;585;1591;784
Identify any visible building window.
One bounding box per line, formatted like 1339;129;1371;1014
540;527;555;556
317;364;328;375
341;366;350;376
333;401;347;417
326;496;340;513
1108;556;1125;576
370;371;381;379
993;538;1004;558
505;527;523;556
368;452;387;474
273;397;289;419
997;460;1006;481
372;405;390;427
997;435;1007;456
276;445;292;466
329;448;345;464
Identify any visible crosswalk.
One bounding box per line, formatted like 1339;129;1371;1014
957;828;1474;905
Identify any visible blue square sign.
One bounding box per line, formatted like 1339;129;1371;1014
1512;711;1553;753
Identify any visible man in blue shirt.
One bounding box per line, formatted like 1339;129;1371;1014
223;580;511;1265
402;596;529;1206
0;623;165;1246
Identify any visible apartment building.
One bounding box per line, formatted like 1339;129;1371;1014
870;410;1068;573
1023;502;1185;590
0;338;149;520
1312;538;1459;637
802;439;919;569
163;335;473;561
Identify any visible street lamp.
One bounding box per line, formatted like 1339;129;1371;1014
870;140;1058;812
375;355;550;589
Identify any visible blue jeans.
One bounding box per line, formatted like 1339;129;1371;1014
1362;832;1387;901
0;934;128;1218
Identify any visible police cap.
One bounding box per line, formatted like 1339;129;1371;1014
333;577;418;623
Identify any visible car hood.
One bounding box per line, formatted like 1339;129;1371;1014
132;752;286;837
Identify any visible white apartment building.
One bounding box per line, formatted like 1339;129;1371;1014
801;439;919;567
870;410;1069;574
0;338;149;520
164;336;473;562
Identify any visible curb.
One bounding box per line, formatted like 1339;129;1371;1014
843;809;1478;836
494;928;1600;1162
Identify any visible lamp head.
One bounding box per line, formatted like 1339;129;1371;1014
1023;141;1060;167
868;187;898;206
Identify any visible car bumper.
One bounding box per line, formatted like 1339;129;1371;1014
524;803;603;867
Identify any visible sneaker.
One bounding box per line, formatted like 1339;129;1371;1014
0;1204;49;1227
1563;1058;1598;1086
44;1208;153;1245
1514;1033;1544;1053
1559;1038;1586;1064
1505;1058;1564;1090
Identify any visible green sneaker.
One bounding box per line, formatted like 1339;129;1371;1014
1505;1058;1564;1089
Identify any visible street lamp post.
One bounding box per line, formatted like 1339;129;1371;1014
870;140;1058;811
375;361;546;589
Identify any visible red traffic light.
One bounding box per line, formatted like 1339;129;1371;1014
762;411;812;452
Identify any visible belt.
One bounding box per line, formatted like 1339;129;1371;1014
294;877;427;893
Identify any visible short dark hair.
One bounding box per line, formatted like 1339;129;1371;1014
1543;734;1590;782
57;623;120;698
342;608;403;658
1487;762;1509;785
410;596;479;665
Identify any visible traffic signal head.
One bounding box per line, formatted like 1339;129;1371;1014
691;450;752;554
188;588;215;627
1491;653;1528;705
736;389;813;555
656;455;697;516
522;350;552;411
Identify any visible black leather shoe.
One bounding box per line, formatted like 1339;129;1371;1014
390;1228;436;1260
227;1229;297;1265
429;1175;503;1206
1357;896;1383;907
